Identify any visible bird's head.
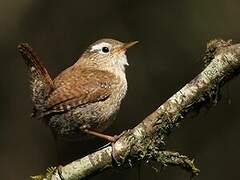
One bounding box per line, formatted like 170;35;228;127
76;38;138;72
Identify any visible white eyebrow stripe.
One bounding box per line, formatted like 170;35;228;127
90;42;111;52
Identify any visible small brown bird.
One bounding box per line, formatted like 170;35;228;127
18;39;137;142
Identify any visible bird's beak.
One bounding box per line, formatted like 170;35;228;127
119;41;139;52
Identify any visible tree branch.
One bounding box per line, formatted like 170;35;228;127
32;39;240;180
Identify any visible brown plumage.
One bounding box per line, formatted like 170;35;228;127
47;68;116;113
18;43;53;111
18;39;137;141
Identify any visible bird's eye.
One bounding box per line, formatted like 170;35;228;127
101;47;109;53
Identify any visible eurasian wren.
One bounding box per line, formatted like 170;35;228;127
18;39;137;142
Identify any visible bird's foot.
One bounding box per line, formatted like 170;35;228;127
84;129;128;165
97;130;128;149
111;130;128;166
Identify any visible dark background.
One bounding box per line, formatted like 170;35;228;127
1;0;240;179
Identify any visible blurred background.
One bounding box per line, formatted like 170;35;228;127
1;0;240;179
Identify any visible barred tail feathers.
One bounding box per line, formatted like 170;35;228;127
18;43;53;112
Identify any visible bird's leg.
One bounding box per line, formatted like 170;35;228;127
84;129;119;142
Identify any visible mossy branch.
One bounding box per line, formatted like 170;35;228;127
33;39;240;180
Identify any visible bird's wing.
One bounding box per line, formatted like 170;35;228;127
45;67;117;113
